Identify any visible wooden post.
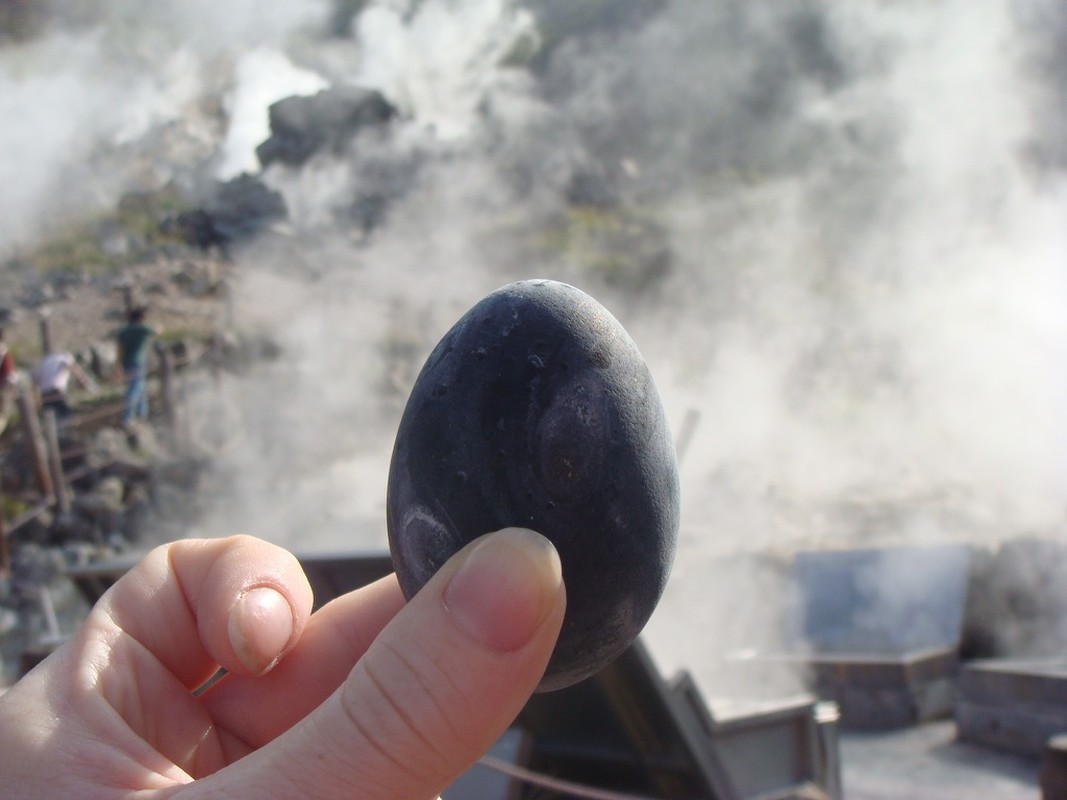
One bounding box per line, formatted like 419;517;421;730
38;315;53;355
42;408;70;514
154;343;181;448
16;383;52;501
37;585;61;642
155;343;175;420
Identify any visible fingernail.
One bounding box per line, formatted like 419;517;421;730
229;587;295;675
443;528;563;653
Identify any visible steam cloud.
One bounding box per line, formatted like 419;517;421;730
4;0;1067;693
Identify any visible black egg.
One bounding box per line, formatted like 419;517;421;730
386;279;679;690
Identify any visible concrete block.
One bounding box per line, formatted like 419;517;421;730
1041;733;1067;800
957;660;1067;758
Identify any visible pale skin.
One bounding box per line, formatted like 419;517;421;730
0;528;566;799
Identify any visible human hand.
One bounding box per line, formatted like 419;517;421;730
0;529;565;799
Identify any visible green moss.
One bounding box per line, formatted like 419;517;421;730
155;329;213;354
115;185;191;243
0;488;38;519
6;330;42;364
516;204;673;292
78;387;124;408
21;185;194;277
27;228;119;275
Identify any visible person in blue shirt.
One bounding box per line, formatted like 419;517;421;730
116;306;158;426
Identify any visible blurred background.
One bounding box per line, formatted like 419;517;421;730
1;0;1065;754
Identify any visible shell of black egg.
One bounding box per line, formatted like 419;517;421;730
386;279;679;691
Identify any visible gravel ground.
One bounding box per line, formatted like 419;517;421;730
3;256;228;367
841;720;1039;800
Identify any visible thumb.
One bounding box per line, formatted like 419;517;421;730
184;528;565;800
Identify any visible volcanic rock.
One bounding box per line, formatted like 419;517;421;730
176;174;287;251
256;85;397;168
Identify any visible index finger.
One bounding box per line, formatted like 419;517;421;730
96;535;314;689
196;574;407;750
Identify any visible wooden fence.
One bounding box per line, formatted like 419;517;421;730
0;345;184;576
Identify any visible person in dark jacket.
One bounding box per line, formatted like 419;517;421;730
116;306;158;426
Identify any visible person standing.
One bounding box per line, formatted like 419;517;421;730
116;306;158;426
0;328;16;435
32;345;97;427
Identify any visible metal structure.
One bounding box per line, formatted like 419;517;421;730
735;544;972;729
67;550;843;800
956;659;1067;758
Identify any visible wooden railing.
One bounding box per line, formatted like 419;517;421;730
0;345;187;575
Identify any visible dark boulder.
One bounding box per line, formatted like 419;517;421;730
256;85;397;168
175;174;287;251
345;151;424;234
